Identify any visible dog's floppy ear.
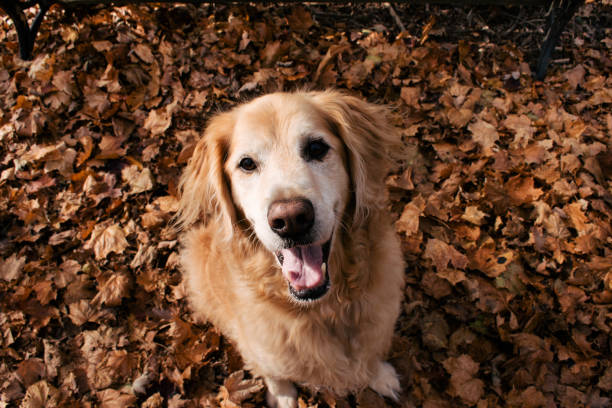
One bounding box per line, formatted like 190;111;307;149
175;112;236;237
310;90;402;227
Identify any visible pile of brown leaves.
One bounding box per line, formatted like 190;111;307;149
1;2;610;407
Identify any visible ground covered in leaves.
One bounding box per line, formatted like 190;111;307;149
1;1;611;407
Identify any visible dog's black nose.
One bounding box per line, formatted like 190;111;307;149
268;199;314;239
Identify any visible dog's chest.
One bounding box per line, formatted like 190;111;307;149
241;299;372;379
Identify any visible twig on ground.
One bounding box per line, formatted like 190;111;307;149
384;2;406;32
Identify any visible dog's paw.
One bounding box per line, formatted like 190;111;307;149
369;361;400;401
266;392;297;408
264;378;297;408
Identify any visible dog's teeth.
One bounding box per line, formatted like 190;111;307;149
322;262;327;274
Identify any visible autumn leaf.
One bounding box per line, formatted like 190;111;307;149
505;176;543;206
468;117;499;156
21;381;61;408
507;386;549;408
97;388;137;408
33;280;56;305
218;370;264;406
141;393;164;408
92;273;132;307
461;206;487;226
503;114;536;149
122;165;155;195
401;87;421;108
396;195;425;235
0;253;26;281
564;64;586;90
134;43;155;64
421;312;450;350
356;388;387;407
446;107;473;128
437;269;467;286
68;300;105;326
424;238;468;272
144;106;172;136
84;222;129;260
43;340;61;380
287;6;314;32
17;359;45;388
443;354;484;405
469;239;515;278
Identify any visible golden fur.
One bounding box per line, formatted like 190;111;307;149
177;91;405;407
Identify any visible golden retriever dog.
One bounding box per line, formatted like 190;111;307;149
177;90;405;407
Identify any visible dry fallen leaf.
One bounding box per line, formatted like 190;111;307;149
461;206;487;226
218;370;264;406
503;114;535;149
0;253;26;281
20;380;61;408
506;176;543;206
84;222;129;260
97;388;137;408
443;354;484;405
468;117;499;156
424;238;468;272
68;300;104;326
92;273;132;307
122;165;155;195
396;196;425;235
144;107;172;136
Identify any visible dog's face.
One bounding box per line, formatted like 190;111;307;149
225;94;350;301
178;91;399;304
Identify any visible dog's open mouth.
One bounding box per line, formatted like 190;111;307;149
276;240;331;302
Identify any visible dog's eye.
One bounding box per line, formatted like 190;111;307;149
238;157;257;172
304;139;330;161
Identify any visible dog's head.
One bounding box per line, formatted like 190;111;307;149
177;91;400;303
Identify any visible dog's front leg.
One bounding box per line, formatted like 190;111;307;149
369;360;401;401
264;377;297;408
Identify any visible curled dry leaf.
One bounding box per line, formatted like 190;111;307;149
218;370;264;406
84;222;129;260
68;299;105;326
401;87;421;108
134;43;155;64
443;354;484;406
563;64;586;89
144;106;172;136
503;114;535;149
92;273;132;307
507;386;549;408
421;312;450;350
468;118;499;156
17;359;45;388
461;206;487;226
0;253;26;281
505;176;543;206
141;393;164;408
43;339;61;380
20;380;61;408
97;388;137;408
424;238;468;272
122;165;154;195
396;196;425;235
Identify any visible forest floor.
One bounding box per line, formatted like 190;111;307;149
1;1;611;407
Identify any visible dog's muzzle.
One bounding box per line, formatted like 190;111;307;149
276;239;331;302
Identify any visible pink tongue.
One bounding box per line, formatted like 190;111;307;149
280;245;324;291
